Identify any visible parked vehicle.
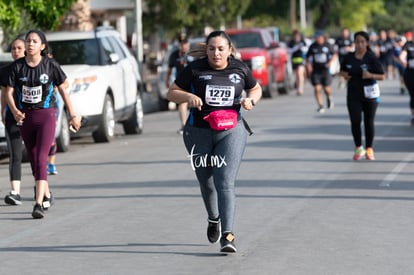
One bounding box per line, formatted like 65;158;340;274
0;53;69;158
226;28;294;97
46;27;144;143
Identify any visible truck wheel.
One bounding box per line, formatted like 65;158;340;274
56;111;70;152
93;94;115;143
123;90;144;135
262;67;274;98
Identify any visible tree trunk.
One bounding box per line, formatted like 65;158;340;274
290;0;297;29
314;0;330;30
58;0;94;31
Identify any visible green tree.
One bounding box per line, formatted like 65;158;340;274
309;0;385;31
144;0;251;38
240;0;386;37
0;0;76;48
371;0;414;33
241;0;292;37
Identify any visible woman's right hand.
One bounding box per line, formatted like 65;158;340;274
13;110;25;124
1;111;5;126
187;95;203;111
340;71;351;81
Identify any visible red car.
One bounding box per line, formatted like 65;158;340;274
227;28;293;97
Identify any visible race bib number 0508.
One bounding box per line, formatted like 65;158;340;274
205;85;235;106
22;85;42;104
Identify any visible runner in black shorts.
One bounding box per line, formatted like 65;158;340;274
6;30;81;219
306;30;337;113
287;29;307;95
378;29;396;79
335;28;354;88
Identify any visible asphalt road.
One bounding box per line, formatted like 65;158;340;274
1;77;414;275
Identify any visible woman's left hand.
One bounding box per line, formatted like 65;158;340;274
69;115;82;132
362;70;372;79
241;98;255;111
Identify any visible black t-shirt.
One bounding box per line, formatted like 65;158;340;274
1;62;18;122
0;62;12;87
168;49;193;79
287;39;307;64
402;41;414;70
306;42;334;71
340;51;384;100
378;38;394;58
335;37;353;57
8;56;66;110
175;57;257;128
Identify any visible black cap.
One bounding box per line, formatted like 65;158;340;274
178;33;188;43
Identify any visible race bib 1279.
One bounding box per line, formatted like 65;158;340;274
205;85;235;106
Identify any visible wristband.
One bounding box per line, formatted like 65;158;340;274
249;98;256;106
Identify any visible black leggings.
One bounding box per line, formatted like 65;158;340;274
347;98;378;148
5;117;23;181
403;69;414;109
20;108;56;181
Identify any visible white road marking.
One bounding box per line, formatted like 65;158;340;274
379;153;414;187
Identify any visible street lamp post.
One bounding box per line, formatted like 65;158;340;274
300;0;306;30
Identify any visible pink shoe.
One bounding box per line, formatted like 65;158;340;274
353;146;366;161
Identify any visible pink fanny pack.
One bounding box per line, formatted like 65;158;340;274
203;110;238;131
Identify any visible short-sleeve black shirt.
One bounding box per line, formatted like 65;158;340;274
168;49;192;79
335;37;353;57
306;42;335;71
0;62;16;122
340;51;384;101
0;62;12;87
8;56;66;110
175;57;257;128
402;41;414;71
287;39;307;64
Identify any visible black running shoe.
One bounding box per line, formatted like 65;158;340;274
34;186;55;211
4;192;22;205
42;192;54;211
32;203;44;219
327;96;334;109
220;232;237;253
207;218;221;243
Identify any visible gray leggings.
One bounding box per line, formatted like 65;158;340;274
183;122;247;233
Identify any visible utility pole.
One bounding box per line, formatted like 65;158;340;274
300;0;307;30
135;0;144;72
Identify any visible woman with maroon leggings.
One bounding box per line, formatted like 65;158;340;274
6;30;81;219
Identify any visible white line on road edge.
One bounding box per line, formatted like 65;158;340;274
379;153;414;187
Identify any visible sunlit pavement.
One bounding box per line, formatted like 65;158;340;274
0;76;413;275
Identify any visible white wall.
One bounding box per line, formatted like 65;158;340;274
90;0;134;9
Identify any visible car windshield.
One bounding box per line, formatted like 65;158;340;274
49;39;100;65
228;33;263;49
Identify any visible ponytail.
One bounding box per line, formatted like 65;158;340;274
187;30;239;60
